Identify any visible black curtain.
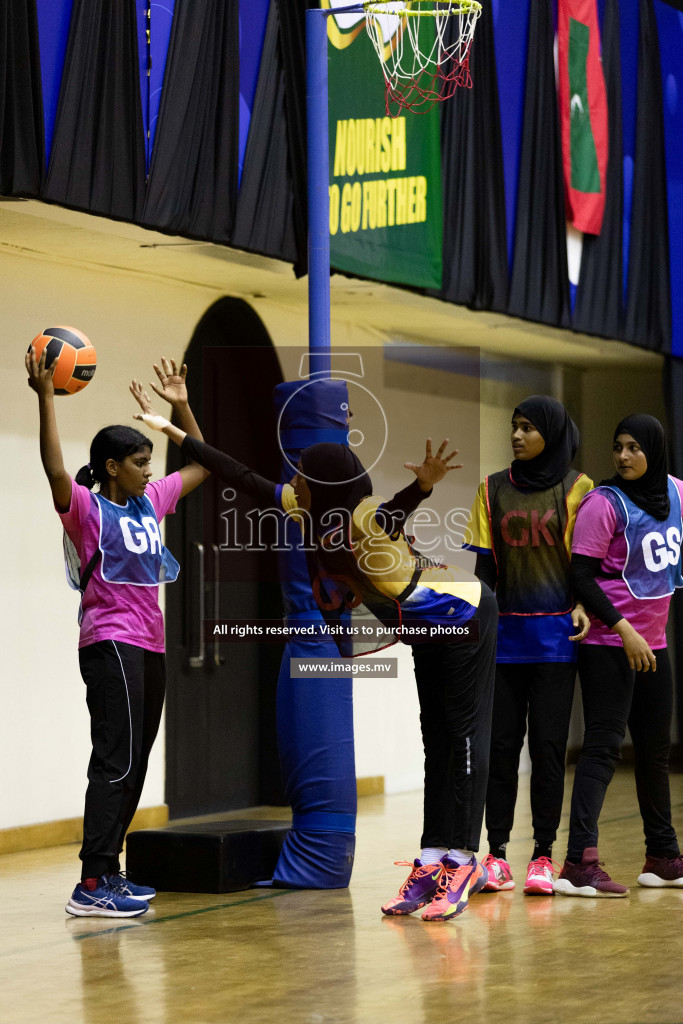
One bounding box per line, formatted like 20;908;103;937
141;0;239;241
437;1;508;311
272;0;308;277
232;1;299;264
43;0;145;221
0;0;44;197
507;0;570;327
573;0;623;339
663;355;683;758
659;0;683;745
623;0;671;352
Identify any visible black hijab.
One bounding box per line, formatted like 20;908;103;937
509;395;579;489
299;442;373;538
601;413;670;521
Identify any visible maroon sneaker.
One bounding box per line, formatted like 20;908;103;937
553;847;629;898
637;854;683;888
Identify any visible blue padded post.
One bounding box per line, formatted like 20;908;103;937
306;6;331;373
270;379;356;888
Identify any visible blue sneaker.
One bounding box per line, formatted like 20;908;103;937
65;878;149;918
103;872;157;902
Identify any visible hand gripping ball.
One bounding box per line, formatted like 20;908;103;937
29;326;96;395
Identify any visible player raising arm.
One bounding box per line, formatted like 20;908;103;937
26;350;207;918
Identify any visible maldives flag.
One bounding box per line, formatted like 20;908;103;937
558;0;608;235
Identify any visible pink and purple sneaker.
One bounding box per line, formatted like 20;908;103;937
381;858;443;916
421;855;489;922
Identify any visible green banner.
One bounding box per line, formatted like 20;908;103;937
568;17;600;193
324;2;443;289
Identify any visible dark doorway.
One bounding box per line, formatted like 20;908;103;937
163;298;286;818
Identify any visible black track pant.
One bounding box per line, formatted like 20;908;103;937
485;661;577;849
567;644;679;861
78;640;166;879
411;586;498;852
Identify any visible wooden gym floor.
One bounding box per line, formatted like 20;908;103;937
1;767;682;1024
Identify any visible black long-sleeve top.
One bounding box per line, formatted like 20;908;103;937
181;435;431;536
570;553;623;629
474;551;498;592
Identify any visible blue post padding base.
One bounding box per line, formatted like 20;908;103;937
272;639;356;889
269;379;357;889
271;825;356;890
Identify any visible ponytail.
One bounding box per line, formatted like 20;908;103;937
75;464;95;490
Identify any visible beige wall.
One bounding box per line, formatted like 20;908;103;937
0;241;667;832
579;367;667;480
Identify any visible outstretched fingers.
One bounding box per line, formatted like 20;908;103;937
433;438;462;470
156;355;186;379
130;378;153;411
442;447;462;470
428;438;460;462
161;355;175;378
151;357;187;400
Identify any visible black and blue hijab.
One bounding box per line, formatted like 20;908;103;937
510;395;580;490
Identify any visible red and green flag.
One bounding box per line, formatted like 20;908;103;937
558;0;609;235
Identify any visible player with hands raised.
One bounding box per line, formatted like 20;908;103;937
135;412;498;923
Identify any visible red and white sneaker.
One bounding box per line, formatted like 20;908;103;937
481;854;515;892
523;856;560;895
